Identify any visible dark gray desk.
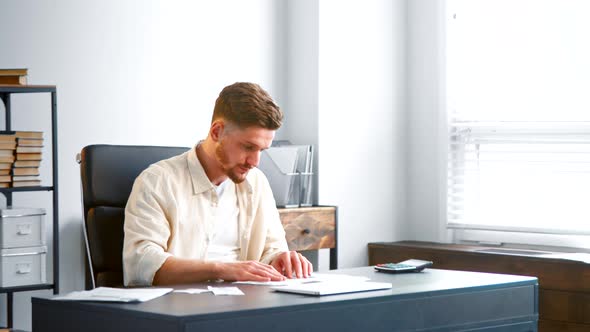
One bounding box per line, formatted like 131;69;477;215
32;267;538;332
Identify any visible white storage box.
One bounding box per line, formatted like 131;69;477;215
0;245;47;287
0;207;46;249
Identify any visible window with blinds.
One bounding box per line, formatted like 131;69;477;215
446;0;590;235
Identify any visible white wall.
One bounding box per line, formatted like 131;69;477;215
406;0;448;242
281;0;319;190
0;1;285;329
275;0;408;270
0;0;407;329
318;0;408;268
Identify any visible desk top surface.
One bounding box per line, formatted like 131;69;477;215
34;267;537;319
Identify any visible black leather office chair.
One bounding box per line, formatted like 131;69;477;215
78;144;190;289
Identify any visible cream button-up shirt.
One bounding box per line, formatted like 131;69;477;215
123;146;288;286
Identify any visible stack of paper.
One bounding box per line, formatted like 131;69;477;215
53;287;173;303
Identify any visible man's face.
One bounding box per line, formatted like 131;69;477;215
215;125;275;183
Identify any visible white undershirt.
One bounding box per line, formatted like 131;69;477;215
206;179;241;262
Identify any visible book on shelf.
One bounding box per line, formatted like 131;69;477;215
0;68;28;85
0;150;15;157
0;162;12;170
16;153;41;161
16;138;44;147
14;131;43;139
0;76;27;85
0;169;10;175
0;175;11;183
0;142;17;150
0;149;14;157
13;160;40;168
0;155;15;163
11;180;41;187
12;175;40;182
0;133;16;143
12;167;39;176
0;68;28;76
16;146;43;153
0;182;9;188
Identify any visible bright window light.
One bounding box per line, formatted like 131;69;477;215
447;0;590;235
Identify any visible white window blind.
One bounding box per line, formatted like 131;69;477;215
447;0;590;235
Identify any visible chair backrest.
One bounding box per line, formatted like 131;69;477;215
79;144;190;289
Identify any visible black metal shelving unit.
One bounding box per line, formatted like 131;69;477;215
0;85;59;329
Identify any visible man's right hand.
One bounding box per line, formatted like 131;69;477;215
215;261;286;282
153;257;286;285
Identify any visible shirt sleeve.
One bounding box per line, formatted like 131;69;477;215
123;170;173;286
257;174;289;264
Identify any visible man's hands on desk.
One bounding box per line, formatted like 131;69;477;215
219;250;312;282
153;251;312;285
271;250;312;279
219;251;313;281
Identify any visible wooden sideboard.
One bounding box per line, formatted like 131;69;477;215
368;241;590;332
278;206;337;269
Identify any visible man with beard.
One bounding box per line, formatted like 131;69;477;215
123;82;312;286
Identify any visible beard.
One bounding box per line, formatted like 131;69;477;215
215;141;252;184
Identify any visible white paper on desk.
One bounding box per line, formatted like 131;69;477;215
53;287;173;303
233;273;370;286
311;273;370;282
207;286;244;296
173;288;211;294
233;278;317;287
272;281;392;296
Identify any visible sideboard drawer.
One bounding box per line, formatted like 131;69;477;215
278;206;336;251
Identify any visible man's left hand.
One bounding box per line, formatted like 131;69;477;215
270;251;313;278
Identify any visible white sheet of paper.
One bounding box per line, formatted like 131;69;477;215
311;273;371;282
53;287;173;303
232;273;370;286
173;288;211;294
233;278;318;286
273;281;392;296
207;286;244;296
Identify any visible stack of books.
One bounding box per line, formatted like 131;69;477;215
13;131;43;187
0;68;28;85
0;133;16;188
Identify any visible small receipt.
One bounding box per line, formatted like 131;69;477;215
207;286;244;296
173;288;210;294
173;287;244;296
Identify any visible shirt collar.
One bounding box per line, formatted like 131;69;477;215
187;144;215;195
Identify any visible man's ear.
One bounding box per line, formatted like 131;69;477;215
210;120;224;142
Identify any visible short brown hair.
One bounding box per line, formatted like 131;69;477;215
212;82;283;130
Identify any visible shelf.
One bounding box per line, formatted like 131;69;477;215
0;283;55;294
0;186;53;193
0;85;56;93
0;85;59;329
